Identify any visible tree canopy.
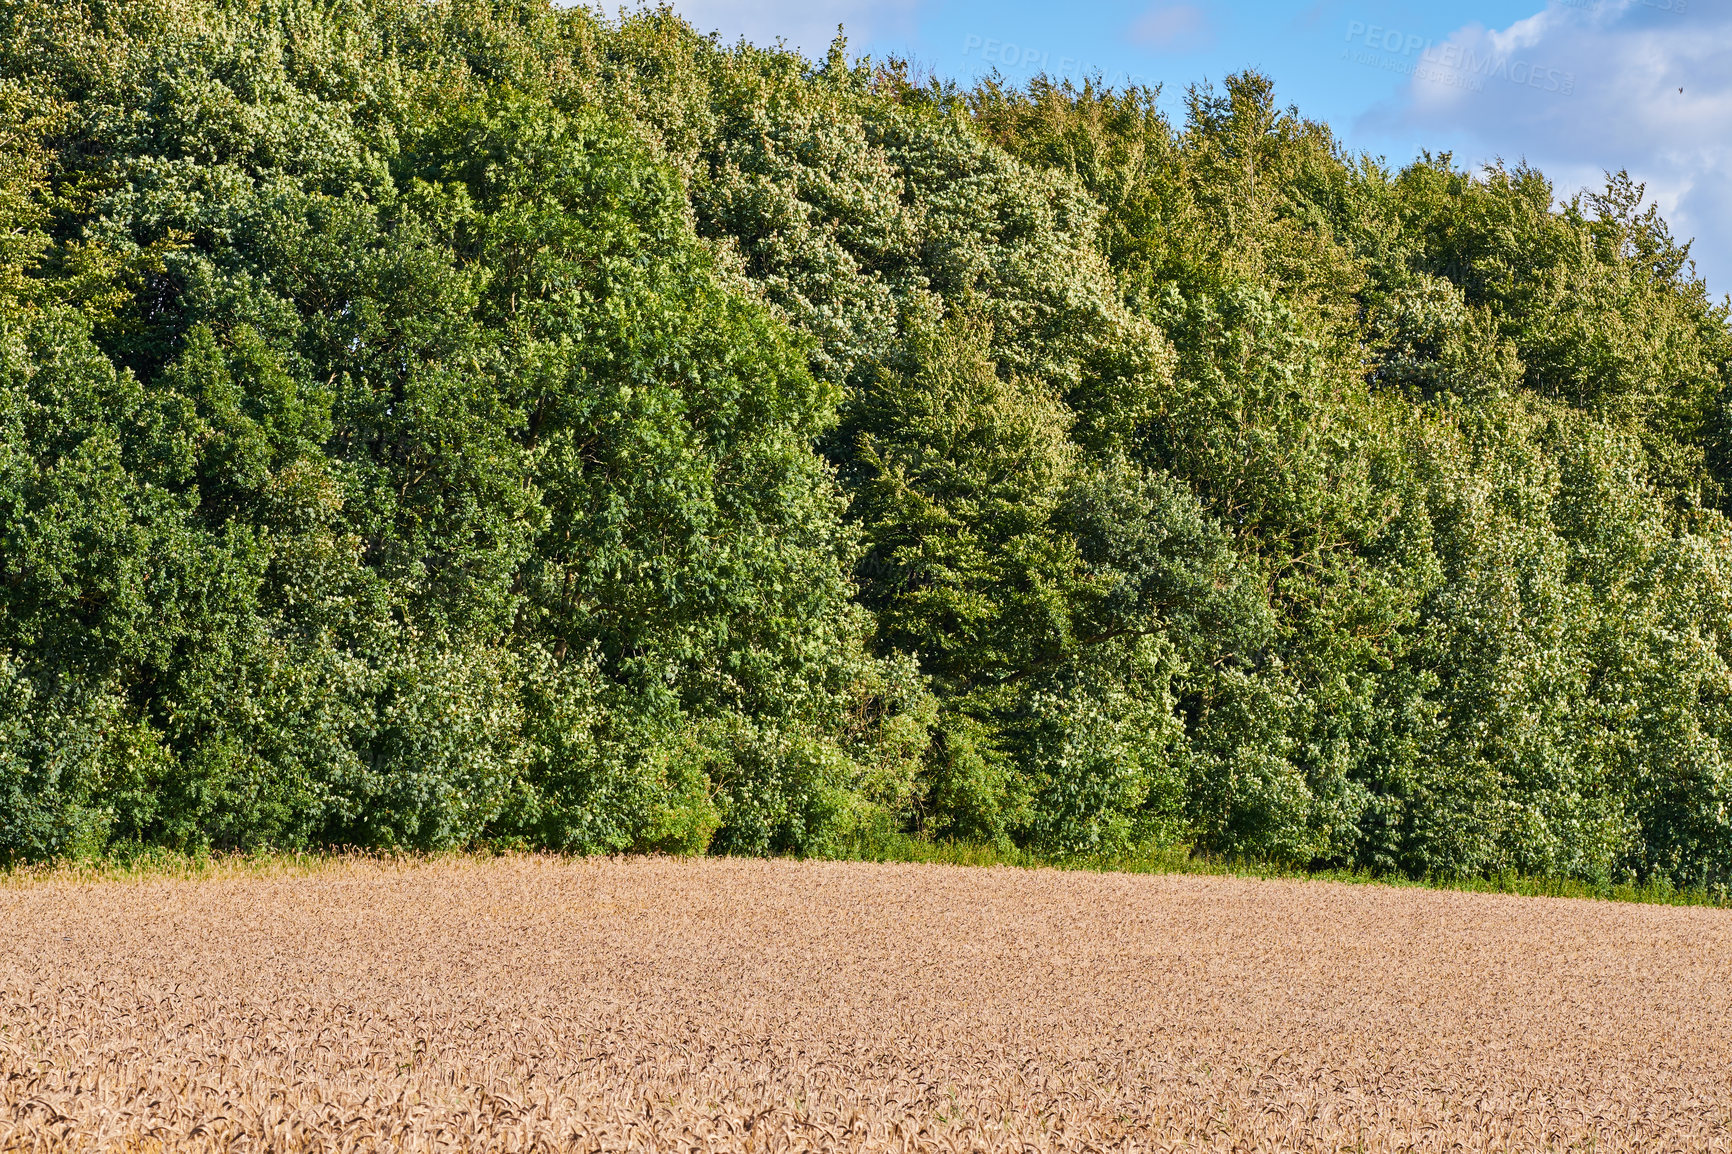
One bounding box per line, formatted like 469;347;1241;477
3;0;1730;890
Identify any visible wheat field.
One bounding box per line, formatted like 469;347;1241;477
2;856;1729;1152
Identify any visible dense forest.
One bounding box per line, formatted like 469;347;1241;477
3;0;1730;887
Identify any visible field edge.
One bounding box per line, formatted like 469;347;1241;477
4;836;1727;909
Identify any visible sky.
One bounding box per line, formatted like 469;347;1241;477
659;0;1732;301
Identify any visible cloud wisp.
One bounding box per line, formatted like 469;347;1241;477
1130;4;1214;54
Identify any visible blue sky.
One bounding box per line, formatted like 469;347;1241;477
663;0;1732;300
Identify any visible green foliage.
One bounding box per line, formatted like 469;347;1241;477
2;0;1730;892
0;0;915;862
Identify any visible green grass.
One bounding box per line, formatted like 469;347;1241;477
826;829;1732;910
4;835;1727;910
0;844;494;888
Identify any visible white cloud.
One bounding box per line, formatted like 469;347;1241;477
1370;0;1732;297
661;0;921;60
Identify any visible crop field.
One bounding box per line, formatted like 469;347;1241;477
2;858;1730;1152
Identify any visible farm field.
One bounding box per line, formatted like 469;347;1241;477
3;857;1730;1152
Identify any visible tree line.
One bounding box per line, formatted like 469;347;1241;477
3;0;1730;888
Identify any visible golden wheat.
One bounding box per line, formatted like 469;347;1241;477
2;855;1729;1151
